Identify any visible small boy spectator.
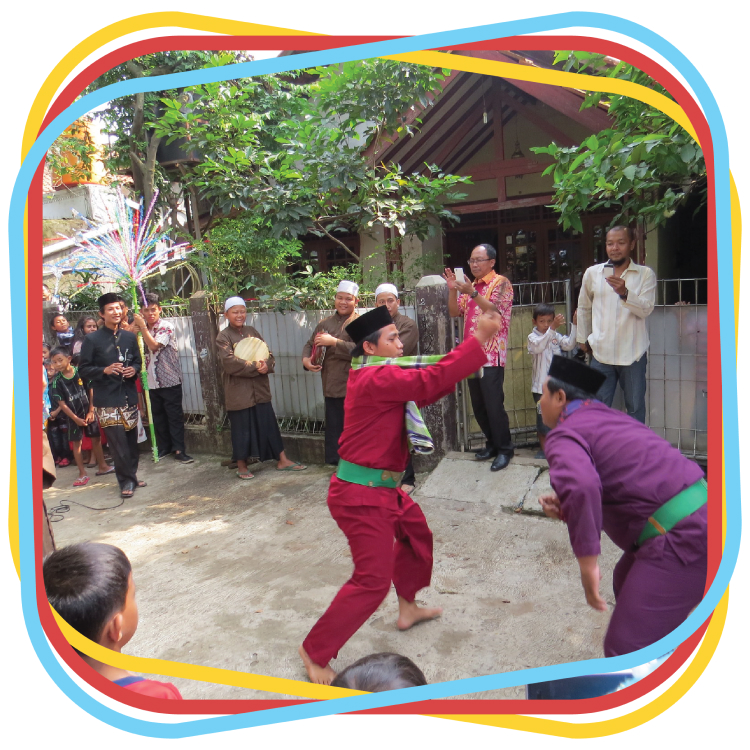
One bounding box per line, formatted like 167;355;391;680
46;359;72;467
528;303;577;457
50;312;75;351
49;347;113;486
133;293;193;463
43;542;183;699
331;652;427;691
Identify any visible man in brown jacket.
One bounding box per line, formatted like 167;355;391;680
302;280;360;465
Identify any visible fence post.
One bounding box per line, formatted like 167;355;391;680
189;291;225;434
414;275;457;470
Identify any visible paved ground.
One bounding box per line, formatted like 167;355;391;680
44;449;620;700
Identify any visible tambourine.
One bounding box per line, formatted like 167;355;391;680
233;336;270;365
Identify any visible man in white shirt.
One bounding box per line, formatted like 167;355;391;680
576;226;656;423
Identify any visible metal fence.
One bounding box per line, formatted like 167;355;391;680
217;302;418;433
454;280;573;450
453;278;708;461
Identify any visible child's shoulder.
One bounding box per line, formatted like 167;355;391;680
114;676;183;700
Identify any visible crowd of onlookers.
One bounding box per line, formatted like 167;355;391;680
40;224;665;696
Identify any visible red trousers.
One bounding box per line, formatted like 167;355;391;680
303;476;433;667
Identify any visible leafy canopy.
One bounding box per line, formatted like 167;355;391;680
530;51;706;232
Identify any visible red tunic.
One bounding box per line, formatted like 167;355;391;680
302;336;487;667
339;336;487;476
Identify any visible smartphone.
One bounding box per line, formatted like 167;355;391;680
454;268;465;283
602;261;615;278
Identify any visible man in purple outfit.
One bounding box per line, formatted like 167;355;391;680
537;355;707;657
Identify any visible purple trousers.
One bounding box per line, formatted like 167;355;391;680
604;541;707;657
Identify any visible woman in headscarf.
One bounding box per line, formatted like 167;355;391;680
215;296;307;479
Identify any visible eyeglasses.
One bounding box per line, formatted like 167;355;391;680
468;257;491;265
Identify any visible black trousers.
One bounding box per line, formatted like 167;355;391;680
467;365;513;456
102;424;139;491
149;384;186;454
324;397;345;465
402;456;416;486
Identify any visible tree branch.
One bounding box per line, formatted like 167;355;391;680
314;222;360;262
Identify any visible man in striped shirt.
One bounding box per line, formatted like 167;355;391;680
576;226;656;423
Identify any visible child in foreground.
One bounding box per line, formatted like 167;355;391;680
331;652;427;691
43;542;183;699
49;347;113;486
527;303;577;456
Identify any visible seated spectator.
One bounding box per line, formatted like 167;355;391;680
43;542;183;699
331;652;427;691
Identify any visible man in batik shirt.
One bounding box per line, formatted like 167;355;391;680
444;243;514;471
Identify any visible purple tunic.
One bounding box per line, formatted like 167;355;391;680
545;400;707;656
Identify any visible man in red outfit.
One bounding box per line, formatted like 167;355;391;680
299;304;503;684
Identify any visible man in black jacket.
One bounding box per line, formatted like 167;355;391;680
79;293;143;498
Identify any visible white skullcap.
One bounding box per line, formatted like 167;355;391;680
337;280;359;297
224;296;247;313
375;283;399;299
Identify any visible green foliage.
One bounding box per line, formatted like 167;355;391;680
60;271;106;311
139;58;470;246
192;215;302;301
530;51;706;231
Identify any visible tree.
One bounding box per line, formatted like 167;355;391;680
138;59;471;258
86;51;253;211
530;51;706;233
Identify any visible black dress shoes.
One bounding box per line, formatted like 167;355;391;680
475;447;498;461
490;454;511;472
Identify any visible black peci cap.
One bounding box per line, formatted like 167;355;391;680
97;293;122;308
548;355;606;395
345;305;394;345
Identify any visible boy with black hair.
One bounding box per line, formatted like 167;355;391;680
43;542;182;699
45;359;72;467
133;292;192;463
49;312;75;351
49;347;113;486
79;293;143;498
527;303;577;456
331;652;427;691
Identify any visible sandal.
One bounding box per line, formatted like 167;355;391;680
96;467;116;476
276;462;307;472
136;480;147;488
73;476;90;488
121;488;135;498
236;471;254;480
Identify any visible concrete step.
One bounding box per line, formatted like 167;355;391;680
415;455;551;510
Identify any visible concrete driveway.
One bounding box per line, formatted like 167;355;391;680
43;450;620;699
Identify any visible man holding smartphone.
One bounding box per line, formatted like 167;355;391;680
79;293;143;498
443;244;514;471
576;226;656;423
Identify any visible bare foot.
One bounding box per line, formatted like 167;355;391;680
299;644;336;685
396;596;443;631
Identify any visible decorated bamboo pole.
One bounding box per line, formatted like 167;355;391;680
131;283;159;462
